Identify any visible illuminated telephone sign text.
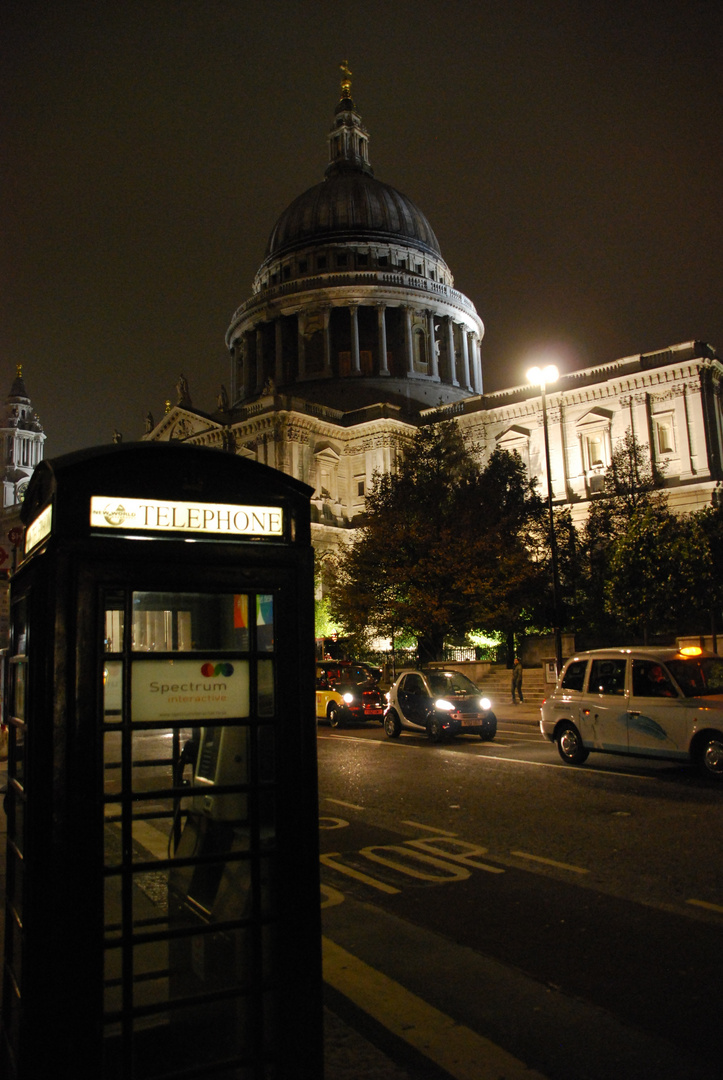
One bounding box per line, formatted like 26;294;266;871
90;496;283;538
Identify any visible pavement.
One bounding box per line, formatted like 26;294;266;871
0;703;546;1079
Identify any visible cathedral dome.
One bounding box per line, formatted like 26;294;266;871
227;67;484;413
264;169;443;261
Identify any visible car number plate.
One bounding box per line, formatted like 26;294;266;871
365;707;383;715
461;716;481;726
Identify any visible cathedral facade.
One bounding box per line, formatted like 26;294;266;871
145;73;723;572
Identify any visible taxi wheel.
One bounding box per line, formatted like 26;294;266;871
384;711;401;739
699;734;723;780
427;716;444;743
328;705;343;728
556;722;589;765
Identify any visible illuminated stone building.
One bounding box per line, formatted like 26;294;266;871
145;70;723;568
0;366;45;639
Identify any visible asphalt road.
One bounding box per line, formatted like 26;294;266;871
317;710;723;1080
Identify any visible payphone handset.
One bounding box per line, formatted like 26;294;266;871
192;725;248;822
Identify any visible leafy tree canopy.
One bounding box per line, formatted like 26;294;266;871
327;421;547;661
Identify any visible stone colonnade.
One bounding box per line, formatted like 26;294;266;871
231;301;483;402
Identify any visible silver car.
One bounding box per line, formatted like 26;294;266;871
540;646;723;779
384;668;497;743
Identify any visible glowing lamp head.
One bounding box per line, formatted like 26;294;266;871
527;364;559;388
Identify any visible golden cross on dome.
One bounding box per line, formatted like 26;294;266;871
16;364;22;378
339;60;352;100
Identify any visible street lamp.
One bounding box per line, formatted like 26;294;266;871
527;364;563;675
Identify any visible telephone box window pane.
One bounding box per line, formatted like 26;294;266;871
131;592;248;652
103;661;123;719
104;608;124;653
256;594;274;651
257;659;274;717
12;596;28;656
13;663;26;722
13;722;25;786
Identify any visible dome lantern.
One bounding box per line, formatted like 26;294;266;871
326;61;373;178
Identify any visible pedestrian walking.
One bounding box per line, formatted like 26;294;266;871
511;657;524;704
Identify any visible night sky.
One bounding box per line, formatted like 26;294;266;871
2;1;722;458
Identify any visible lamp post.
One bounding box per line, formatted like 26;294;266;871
527;364;563;675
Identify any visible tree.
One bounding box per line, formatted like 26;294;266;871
604;505;696;642
328;422;546;661
679;505;723;644
574;430;668;641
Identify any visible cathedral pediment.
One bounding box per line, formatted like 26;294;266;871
575;407;614;430
147;407;221;443
496;424;532;448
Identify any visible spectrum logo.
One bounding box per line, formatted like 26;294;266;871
201;662;234;677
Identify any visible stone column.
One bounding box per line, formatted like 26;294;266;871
241;331;252;398
459;326;471;390
446;318;458;386
404;307;414;374
322;306;332;376
350;304;361;374
297;312;307;379
376;303;390;375
274;318;284;385
631;392;653;469
255;326;264;393
471;334;483;393
673;386;694;477
427;311;439;378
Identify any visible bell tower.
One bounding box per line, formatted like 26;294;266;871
1;366;45;508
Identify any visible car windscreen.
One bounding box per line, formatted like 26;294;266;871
426;672;479;696
666;657;723;698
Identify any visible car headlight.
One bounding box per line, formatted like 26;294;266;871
435;699;454;711
343;693;354;704
480;697;491;710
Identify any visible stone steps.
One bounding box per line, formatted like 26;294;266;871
476;665;549;705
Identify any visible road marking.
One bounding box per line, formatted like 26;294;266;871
687;898;723;914
402;819;458;835
406;838;505;874
477;753;660;779
361;845;470;883
320;884;345;909
320;852;401;894
319;816;349;830
322;937;548;1080
511;850;589;875
325;797;364;810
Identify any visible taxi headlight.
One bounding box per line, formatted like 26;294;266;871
343;693;354;704
480;697;491;711
435;699;454;711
